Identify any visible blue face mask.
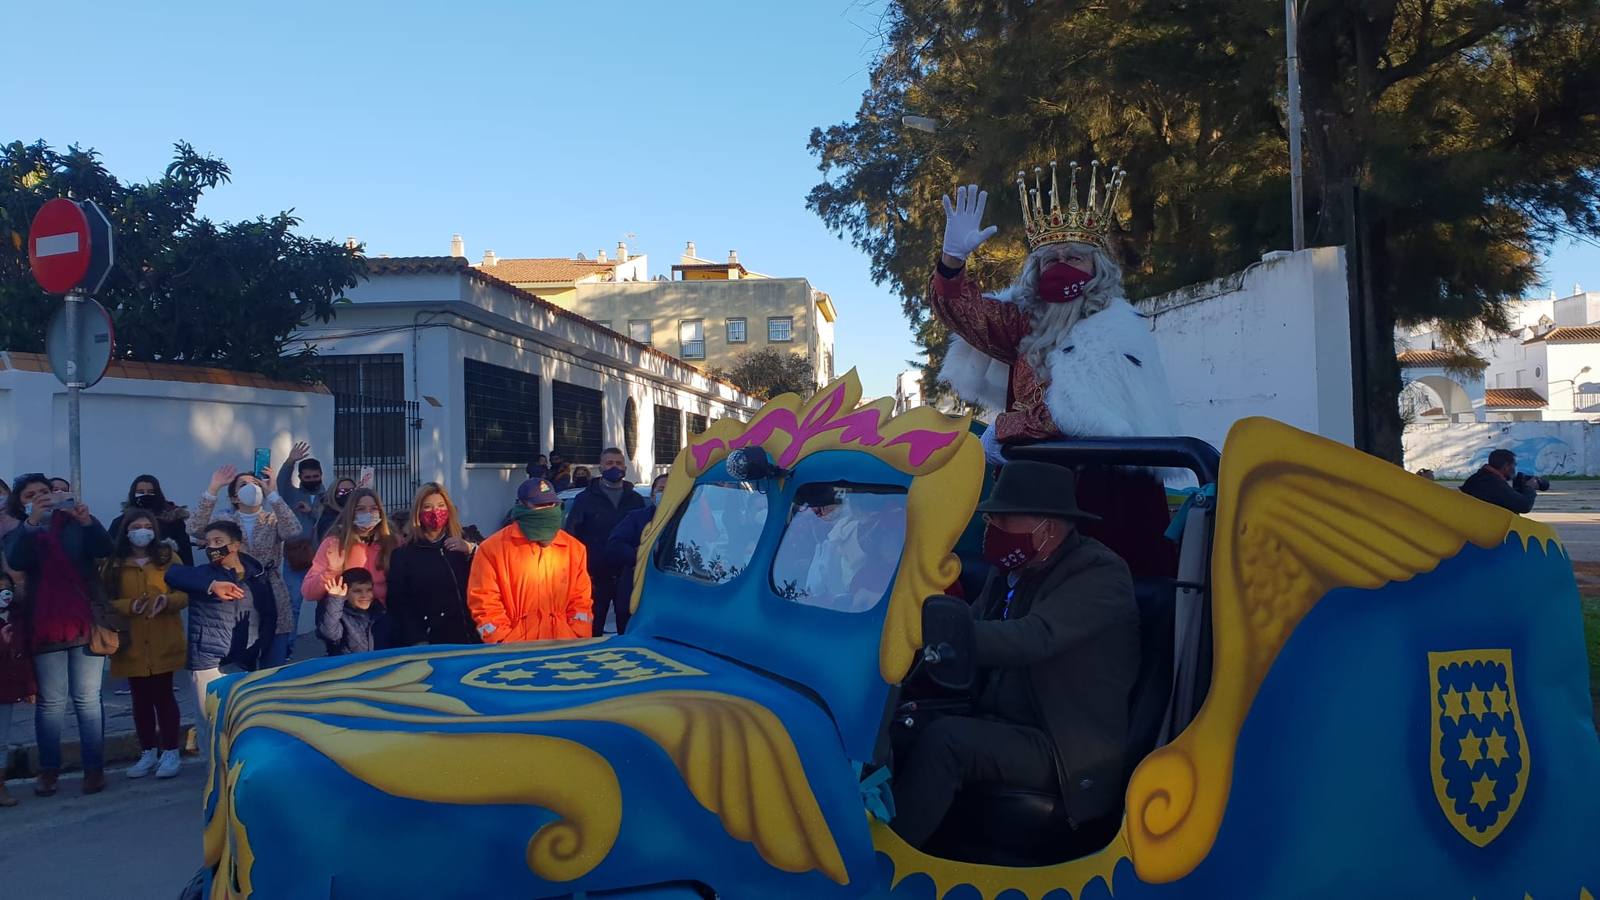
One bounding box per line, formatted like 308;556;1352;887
601;467;625;484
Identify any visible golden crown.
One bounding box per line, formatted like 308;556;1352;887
1016;159;1126;253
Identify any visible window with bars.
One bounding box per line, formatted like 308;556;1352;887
553;381;604;461
624;397;638;459
654;404;682;465
679;319;705;359
726;318;746;343
464;360;540;464
768;316;793;342
687;412;708;435
313;354;405;400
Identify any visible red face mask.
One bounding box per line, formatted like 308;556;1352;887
1038;262;1093;303
982;520;1049;571
419;508;450;532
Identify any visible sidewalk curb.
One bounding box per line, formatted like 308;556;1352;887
4;721;198;778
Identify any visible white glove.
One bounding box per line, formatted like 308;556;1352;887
941;185;999;261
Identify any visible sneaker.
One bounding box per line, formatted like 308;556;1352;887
155;750;182;779
127;749;159;779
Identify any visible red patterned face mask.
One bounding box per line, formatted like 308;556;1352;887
419;509;450;531
1038;262;1092;303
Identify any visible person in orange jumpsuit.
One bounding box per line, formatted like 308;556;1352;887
466;478;593;643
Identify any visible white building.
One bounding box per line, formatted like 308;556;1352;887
1398;286;1600;422
290;257;758;532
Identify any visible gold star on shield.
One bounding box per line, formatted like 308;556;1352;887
1486;686;1509;715
552;670;600;681
1441;687;1467;724
541;661;582;671
1458;733;1484;766
1465;687;1488;717
1484;731;1510;765
1469;773;1498;811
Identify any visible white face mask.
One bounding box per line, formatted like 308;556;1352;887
0;589;12;609
236;483;263;508
128;528;156;548
354;511;380;530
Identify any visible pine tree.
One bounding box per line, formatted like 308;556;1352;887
808;0;1600;460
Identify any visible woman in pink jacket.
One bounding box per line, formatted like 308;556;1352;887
300;489;396;606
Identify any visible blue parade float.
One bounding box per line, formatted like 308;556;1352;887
181;372;1600;899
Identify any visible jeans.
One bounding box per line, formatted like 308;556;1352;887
258;633;294;669
191;667;226;753
129;672;181;751
33;647;106;771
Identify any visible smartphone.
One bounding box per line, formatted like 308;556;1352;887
54;492;77;510
357;466;375;488
253;447;271;477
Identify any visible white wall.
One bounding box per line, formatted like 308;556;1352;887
299;266;759;534
1405;420;1599;476
0;364;333;525
1139;246;1353;450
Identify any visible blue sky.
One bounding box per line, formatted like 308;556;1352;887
11;1;1599;399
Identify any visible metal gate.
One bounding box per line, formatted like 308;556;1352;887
331;392;422;516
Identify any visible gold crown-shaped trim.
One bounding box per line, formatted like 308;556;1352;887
1017;159;1126;253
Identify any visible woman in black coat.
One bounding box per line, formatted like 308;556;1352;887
385;484;480;646
108;474;194;566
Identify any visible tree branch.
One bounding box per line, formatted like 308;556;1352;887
1375;1;1530;93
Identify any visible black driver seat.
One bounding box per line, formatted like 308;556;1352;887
930;575;1177;865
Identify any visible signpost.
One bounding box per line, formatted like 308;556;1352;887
28;199;114;497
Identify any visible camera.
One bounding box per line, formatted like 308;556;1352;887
1514;472;1551;492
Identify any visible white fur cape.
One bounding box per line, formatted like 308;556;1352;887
939;297;1179;440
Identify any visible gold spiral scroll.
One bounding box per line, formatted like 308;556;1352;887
238;712;621;882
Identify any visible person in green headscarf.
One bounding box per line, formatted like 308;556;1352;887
465;478;594;642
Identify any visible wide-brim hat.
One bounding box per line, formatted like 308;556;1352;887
975;460;1100;521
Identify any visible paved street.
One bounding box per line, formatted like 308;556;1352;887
1439;479;1600;560
0;761;203;899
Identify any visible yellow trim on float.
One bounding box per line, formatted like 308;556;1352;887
1126;416;1558;883
634;369;982;682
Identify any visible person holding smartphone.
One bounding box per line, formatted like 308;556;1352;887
3;474;116;797
192;464;302;668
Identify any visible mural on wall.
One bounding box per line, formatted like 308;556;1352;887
1405;423;1586;477
1464;435;1578;476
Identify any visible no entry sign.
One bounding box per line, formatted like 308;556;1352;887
28;198;114;295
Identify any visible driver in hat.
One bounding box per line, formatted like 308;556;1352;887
891;460;1139;848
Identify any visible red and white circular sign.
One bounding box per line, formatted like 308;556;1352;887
28;198;94;294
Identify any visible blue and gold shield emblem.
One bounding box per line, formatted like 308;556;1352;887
461;646;705;692
1429;649;1530;846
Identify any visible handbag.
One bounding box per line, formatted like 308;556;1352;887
88;623;121;657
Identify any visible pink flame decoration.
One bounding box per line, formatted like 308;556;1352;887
689;380;959;472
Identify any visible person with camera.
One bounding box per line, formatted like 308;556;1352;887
3;474;117;797
1460;448;1546;514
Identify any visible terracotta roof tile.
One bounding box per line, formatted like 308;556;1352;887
0;352;328;393
1484;387;1547;409
1524;325;1600;344
1396;348;1487;369
476;257;619;284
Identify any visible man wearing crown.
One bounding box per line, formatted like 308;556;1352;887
929;162;1179;576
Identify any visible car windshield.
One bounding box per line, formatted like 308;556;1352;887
770;482;908;613
657;481;768;584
